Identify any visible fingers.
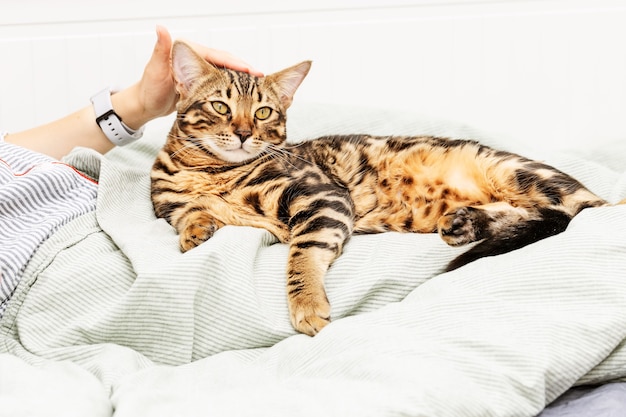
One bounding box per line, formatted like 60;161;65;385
154;26;263;76
155;25;173;56
153;26;262;76
179;37;264;77
153;25;173;67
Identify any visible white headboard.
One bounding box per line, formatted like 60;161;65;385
1;0;625;151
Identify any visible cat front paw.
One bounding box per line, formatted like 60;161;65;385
179;211;223;252
289;293;331;336
438;207;489;246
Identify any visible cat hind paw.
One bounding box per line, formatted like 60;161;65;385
438;207;488;246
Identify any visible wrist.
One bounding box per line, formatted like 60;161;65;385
110;84;150;130
91;87;145;146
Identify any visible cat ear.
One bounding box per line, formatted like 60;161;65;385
265;61;312;108
171;40;217;96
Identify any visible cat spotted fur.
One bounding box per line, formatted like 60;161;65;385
151;41;606;336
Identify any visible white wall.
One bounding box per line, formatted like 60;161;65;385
1;0;626;150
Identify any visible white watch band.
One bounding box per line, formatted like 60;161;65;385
90;88;144;146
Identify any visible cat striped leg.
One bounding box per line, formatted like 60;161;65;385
437;202;537;247
438;203;571;271
286;237;340;336
284;189;354;336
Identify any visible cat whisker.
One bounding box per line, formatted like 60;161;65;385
166;134;220;158
257;149;293;170
167;137;206;159
263;146;302;171
169;144;195;159
267;144;313;167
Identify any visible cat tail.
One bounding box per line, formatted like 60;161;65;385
445;207;572;272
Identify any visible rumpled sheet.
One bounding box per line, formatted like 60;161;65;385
1;104;625;417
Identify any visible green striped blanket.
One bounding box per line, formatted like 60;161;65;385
1;104;626;416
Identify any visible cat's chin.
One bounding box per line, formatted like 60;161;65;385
217;148;262;164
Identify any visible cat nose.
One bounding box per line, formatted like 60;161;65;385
234;129;252;143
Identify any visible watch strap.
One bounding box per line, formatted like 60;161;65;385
90;88;144;146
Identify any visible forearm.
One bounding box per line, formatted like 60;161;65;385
4;84;149;160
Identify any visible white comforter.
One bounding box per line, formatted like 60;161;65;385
1;104;625;417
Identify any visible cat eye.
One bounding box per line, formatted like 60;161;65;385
255;107;273;120
211;101;230;115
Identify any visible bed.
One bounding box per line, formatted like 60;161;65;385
1;101;626;416
2;1;626;415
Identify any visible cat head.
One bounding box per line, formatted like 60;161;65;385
170;40;311;164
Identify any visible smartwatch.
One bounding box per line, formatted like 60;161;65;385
90;88;144;146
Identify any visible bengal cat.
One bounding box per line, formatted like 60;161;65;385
151;41;607;336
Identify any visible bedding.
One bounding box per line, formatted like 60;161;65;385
1;103;626;416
